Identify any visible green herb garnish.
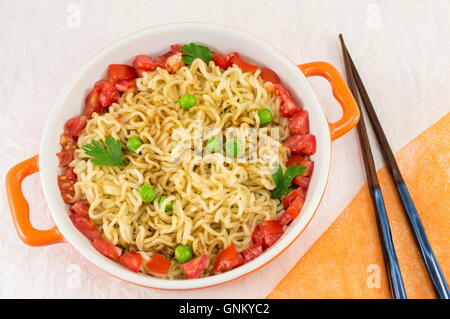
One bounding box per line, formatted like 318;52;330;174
271;164;306;199
181;43;213;66
83;137;125;167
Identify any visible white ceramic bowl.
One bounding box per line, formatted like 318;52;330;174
6;23;359;290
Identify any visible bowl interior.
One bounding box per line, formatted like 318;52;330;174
39;23;330;289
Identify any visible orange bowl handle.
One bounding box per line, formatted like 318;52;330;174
298;62;360;140
5;155;63;246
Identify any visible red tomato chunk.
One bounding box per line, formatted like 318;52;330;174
260;67;281;84
107;64;137;84
214;244;243;273
242;243;264;263
70;214;102;241
64;116;87;138
182;254;208;279
133;55;158;74
288;109;309;135
230;53;259;73
56;150;74;167
294;175;311;189
120;251;142;273
83;86;101;118
95;80;120;112
146;253;171;274
70;201;89;216
285;195;304;220
115;79;136;92
259;220;283;249
274;84;302;118
283;134;316;155
282;187;306;209
93;239;122;260
57;167;77;204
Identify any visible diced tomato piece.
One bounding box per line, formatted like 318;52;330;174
152;49;185;73
165;52;184;73
261;67;281;84
274;83;291;100
170;43;182;53
64;116;87;137
146;253;171;274
213;52;234;69
294;175;311;189
59;186;74;204
119;251;142;273
213;244;243;273
132;55;158;73
230;53;259;73
60;166;77;183
263;233;283;248
288;109;309;135
155;51;172;68
254;220;284;249
70;214;102;241
274;84;302;117
93;239;122;260
60;133;77;151
182;254;208;279
282;187;306;209
285;195;305;220
95;80;120;112
287;155;314;176
280;99;301;118
283;134;316;155
242;243;263;263
303;160;314;176
259;220;284;248
83;86;101;118
259;220;283;237
107;64;137;84
286;155;305;168
279;211;293;226
56;150;74;167
70;201;89;216
252;225;263;244
58;167;77;204
115;79;136;92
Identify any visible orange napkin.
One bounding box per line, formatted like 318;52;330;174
268;113;450;299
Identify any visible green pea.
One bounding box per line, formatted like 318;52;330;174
177;94;197;110
138;184;156;203
175;244;193;263
158;196;173;211
258;108;273;125
225;139;242;158
126;136;142;152
206;136;220;153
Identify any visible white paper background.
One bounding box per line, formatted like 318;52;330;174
0;0;448;298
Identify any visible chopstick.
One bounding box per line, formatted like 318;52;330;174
338;35;407;299
339;34;450;299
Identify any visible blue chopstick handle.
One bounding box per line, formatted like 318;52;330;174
373;188;407;299
396;183;450;299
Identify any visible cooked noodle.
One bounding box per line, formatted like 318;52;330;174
71;59;290;278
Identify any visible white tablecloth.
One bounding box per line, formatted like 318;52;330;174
1;0;448;298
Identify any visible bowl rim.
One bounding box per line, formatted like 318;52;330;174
39;22;331;290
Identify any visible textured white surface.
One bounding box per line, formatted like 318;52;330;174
1;0;449;298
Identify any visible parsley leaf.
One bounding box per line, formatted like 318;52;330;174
83;137;125;167
181;43;213;66
271;164;306;199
